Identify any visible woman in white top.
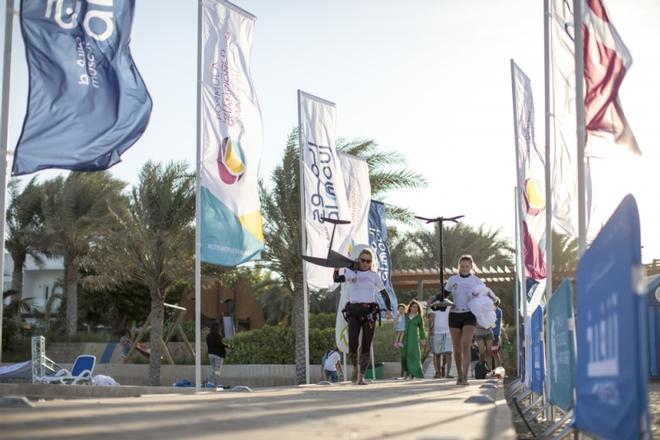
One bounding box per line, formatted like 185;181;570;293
443;254;484;385
333;248;392;384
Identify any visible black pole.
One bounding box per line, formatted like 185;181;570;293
414;214;464;304
438;221;444;291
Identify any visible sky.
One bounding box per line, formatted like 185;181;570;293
1;0;659;264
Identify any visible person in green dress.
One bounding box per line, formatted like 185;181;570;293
401;299;427;379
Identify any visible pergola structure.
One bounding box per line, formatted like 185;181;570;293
392;259;660;298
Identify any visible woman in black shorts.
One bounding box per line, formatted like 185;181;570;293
443;255;484;385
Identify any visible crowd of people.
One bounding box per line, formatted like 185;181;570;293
205;248;507;387
330;250;506;385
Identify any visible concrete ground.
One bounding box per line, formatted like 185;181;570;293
0;378;515;440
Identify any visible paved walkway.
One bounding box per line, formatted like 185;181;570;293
0;378;515;440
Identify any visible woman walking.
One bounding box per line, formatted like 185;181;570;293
400;299;427;379
444;255;484;385
333;247;392;384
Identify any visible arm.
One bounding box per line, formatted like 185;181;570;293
379;289;392;311
418;316;427;341
333;268;346;283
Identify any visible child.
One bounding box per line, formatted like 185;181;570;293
394;303;407;348
321;347;343;383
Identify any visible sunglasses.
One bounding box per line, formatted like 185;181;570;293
360;258;372;263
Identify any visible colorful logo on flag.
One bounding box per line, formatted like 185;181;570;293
217;137;246;185
525;178;545;216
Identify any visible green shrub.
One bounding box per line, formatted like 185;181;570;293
226;325;294;364
309;313;336;329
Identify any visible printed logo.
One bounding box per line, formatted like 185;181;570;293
524;177;545;216
217;137;246;185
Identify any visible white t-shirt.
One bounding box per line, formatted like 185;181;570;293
323;351;341;371
445;274;484;312
431;307;451;334
342;269;386;304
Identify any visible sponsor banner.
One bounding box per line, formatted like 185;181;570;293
531;305;545;395
512;62;547;280
299;91;351;290
547;278;576;411
13;0;152;175
575;195;650;439
368;201;397;316
200;0;264;266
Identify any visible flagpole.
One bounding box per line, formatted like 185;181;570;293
543;0;553;299
194;0;203;392
297;90;311;385
543;0;555;421
574;0;587;256
513;187;521;373
0;0;16;364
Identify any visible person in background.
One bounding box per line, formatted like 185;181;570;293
491;299;503;369
400;299;427;379
469;339;480;378
428;296;453;378
394;303;407;348
322;347;343;383
206;322;229;386
334;248;392;385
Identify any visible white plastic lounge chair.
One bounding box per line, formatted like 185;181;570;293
37;355;96;385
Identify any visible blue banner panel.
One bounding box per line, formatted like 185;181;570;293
531;305;544;394
575;195;650;439
368;201;397;315
13;0;152;175
547;279;576;411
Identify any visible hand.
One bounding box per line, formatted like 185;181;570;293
385;311;392;320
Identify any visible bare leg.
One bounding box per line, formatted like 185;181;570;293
476;338;486;362
484;339;493;373
443;353;452;377
450;328;463;384
461;326;476;384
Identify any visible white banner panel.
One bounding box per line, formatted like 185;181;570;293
299;92;351;290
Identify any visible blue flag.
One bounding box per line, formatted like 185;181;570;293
13;0;151;176
575;195;650;440
368;201;397;315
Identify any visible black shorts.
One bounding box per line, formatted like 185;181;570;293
448;311;477;329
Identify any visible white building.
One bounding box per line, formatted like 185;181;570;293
3;252;64;312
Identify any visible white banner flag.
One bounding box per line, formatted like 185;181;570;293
338;153;371;246
512;62;547;281
299;92;351;290
550;0;584;238
200;0;264;266
335;153;371;352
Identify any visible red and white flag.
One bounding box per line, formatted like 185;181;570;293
583;0;640;158
549;0;640;240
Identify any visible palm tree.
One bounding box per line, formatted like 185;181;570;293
261;128;426;384
399;223;515;271
5;178;45;295
84;161;194;385
40;172;126;337
551;230;578;272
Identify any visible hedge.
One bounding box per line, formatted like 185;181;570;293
225;320;402;365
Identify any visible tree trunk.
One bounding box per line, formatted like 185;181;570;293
64;256;78;338
10;252;26;295
149;292;164;386
292;281;306;384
